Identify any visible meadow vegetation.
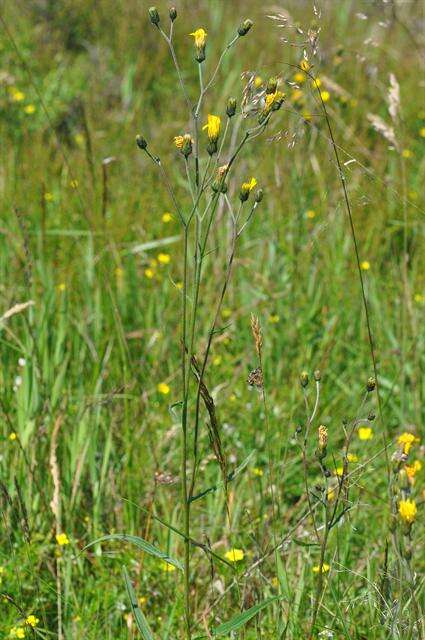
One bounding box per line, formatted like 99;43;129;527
0;0;424;638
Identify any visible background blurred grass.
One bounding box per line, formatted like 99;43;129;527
0;0;424;638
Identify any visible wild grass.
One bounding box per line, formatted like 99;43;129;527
0;0;424;638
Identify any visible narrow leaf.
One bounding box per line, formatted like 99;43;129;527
84;533;183;571
123;566;154;639
212;597;279;636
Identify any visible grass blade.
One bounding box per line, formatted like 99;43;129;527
84;533;183;570
123;566;154;639
211;597;279;636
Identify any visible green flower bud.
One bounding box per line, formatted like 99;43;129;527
169;6;177;21
367;377;376;392
266;77;278;94
300;371;309;388
136;135;148;150
238;19;253;36
254;189;264;203
226;97;237;118
207;140;218;156
148;7;160;25
314;369;321;381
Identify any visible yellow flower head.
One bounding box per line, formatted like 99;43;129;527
25;615;39;628
243;177;257;192
157;382;170;395
144;268;154;279
334;466;344;477
318;425;328;450
420;127;425;138
312;563;330;574
203;114;221;143
10;89;25;102
300;60;310;72
397;432;420;455
402;149;413;158
9;628;25;639
252;467;263;477
306;209;316;219
55;532;70;546
173;135;184;149
398;499;417;524
360;260;370;271
347;453;358;463
160;560;176;572
264;90;285;113
293;72;305;83
405;460;422;483
9;432;17;441
157;253;170;265
189;28;207;48
358;426;373;440
24;104;36;114
224;548;244;563
320;90;330;102
162;213;172;223
268;314;279;324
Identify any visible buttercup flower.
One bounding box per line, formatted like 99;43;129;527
9;628;25;639
347;453;358;463
25;615;39;628
162;213;172;223
313;563;330;574
397;432;420;455
160;560;175;572
189;28;207;62
358;427;373;440
224;548;244;562
360;261;370;270
157;253;170;265
56;533;70;546
398;499;417;524
157;382;170;395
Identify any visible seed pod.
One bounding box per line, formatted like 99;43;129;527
238;19;253;36
136;135;148;150
367;377;376;392
148;7;160;25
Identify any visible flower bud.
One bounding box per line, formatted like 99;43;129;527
266;77;278;95
300;371;309;388
169;6;177;21
226;97;237;118
367;376;376;392
181;134;193;158
148;7;160;25
207;140;218;156
238;19;253;36
314;369;321;381
136;135;148;150
254;189;264;203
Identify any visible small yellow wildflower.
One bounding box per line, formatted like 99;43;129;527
327;489;335;502
138;596;147;605
358;426;373;440
57;283;66;292
144;268;154;279
175;281;183;290
212;356;222;366
405;460;422;483
74;133;85;147
268;314;279;324
157;253;170;265
402;149;412;158
360;261;370;270
300;60;310;71
241;177;257;193
254;75;263;88
189;28;207;48
293;72;305;83
306;209;316;219
24;104;36;114
162;212;172;223
25;615;39;628
414;293;424;304
320;90;330;102
334;466;344;477
420;127;425;138
224;548;244;563
302;111;312;121
251;467;263;477
312;78;322;88
9;432;17;441
347;453;358;463
202;114;221;143
398;499;417;524
173;135;184;149
160;560;176;572
265;90;285;112
397;432;420;454
70;179;78;189
10;89;25;102
312;563;330;574
44;192;54;201
9;627;25;639
56;532;70;546
157;382;170;395
222;308;232;318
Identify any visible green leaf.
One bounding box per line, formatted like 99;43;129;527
83;533;183;571
211;597;279;636
123;566;154;639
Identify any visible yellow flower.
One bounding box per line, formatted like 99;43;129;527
293;72;305;83
224;548;244;563
144;268;154;279
57;283;66;292
162;213;172;223
334;466;344;477
360;261;370;270
10;89;25;102
306;209;316;219
405;460;422;483
189;28;207;48
157;253;170;265
358;426;373;440
157;382;170;395
268;314;279;324
70;179;78;189
402;149;413;158
320;90;330;102
300;60;310;71
203;114;221;143
222;308;232;318
347;453;358;463
254;75;263;88
9;627;25;638
414;293;424;304
44;192;54;201
313;78;322;88
138;596;147;605
327;489;335;502
240;177;257;202
265;90;285;112
9;432;17;441
398;499;417;524
55;532;70;546
173;135;184;149
160;560;175;572
24;104;36;114
252;467;263;477
213;355;222;366
25;615;39;628
175;281;183;290
397;432;420;454
420;127;425;138
312;563;330;574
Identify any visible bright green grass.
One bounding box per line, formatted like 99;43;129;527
0;0;424;638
